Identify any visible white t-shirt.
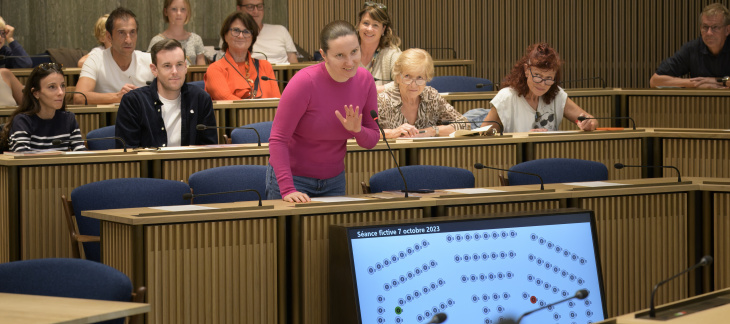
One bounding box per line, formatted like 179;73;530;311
158;94;182;147
491;87;568;133
79;48;154;93
252;24;297;64
0;75;16;106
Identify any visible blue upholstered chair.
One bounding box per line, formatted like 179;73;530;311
188;165;267;204
505;158;608;186
231;121;273;144
0;258;145;324
61;178;191;262
366;165;475;193
427;76;494;92
86;125;116;150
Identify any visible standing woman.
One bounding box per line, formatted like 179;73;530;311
266;20;380;202
204;12;280;100
147;0;206;65
481;43;598;133
0;63;86;152
357;2;401;92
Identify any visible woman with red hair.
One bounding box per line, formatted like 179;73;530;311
481;43;597;133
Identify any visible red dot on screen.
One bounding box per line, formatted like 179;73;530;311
530;296;537;304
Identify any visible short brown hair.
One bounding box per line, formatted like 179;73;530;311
163;0;192;24
701;3;730;25
320;20;357;53
106;7;138;35
150;39;185;65
219;12;259;53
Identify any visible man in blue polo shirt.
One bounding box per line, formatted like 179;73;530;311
650;3;730;89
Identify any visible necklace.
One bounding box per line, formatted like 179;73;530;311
242;59;253;84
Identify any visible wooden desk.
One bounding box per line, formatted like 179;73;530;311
82;177;724;324
12;67;82;87
596;287;730;323
0;292;149;324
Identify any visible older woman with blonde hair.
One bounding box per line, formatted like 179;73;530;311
357;2;401;91
377;48;470;138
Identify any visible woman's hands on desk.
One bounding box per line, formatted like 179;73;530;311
284;191;311;203
576;113;598;131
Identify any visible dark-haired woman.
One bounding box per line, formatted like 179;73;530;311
1;63;85;152
204;11;280;100
481;43;597;133
357;2;401;92
266;20;380;203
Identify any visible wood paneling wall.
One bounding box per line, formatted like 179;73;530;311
0;1;725;87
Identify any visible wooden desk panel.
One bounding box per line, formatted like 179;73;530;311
714;192;730;290
531;137;643;180
628;95;730;129
0;292;149;324
0;167;9;263
662;138;730;178
345;149;402;195
414;143;518;188
160;155;270;183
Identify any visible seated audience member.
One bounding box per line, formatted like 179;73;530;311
0;63;85;152
74;7;154;105
0;16;32;69
205;12;280;100
77;14;111;68
377;48;469;138
480;43;598;133
650;3;730;89
147;0;206;65
357;2;401;92
0;67;24;106
115;39;217;148
237;0;298;64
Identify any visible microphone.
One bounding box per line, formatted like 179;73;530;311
370;110;411;197
260;76;288;84
559;76;607;88
577;115;636;130
515;289;589;323
474;162;545;190
52;136;129;152
647;255;712;318
253;51;269;61
438;120;503;136
475;81;499;90
426;312;447;323
196;124;261;146
614;163;681;182
66;91;88;105
182;189;262;206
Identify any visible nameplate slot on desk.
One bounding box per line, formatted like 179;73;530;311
437;189;556;198
569;181;693;191
702;180;730;185
136;205;274;217
294;196;421;208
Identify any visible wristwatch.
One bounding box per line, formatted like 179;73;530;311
718;76;730;86
432;126;439;136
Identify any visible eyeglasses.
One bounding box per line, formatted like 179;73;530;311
38;62;63;71
364;2;387;10
701;24;726;33
240;4;264;11
401;75;427;86
230;28;253;38
529;67;556;86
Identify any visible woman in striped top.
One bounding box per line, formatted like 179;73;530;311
0;63;86;152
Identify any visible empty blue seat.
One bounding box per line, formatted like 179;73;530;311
86;125;116;150
188;165;267;204
231;121;273;144
427;76;494;92
368;165;475;193
507;158;608;186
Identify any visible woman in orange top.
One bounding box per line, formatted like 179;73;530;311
205;12;280;100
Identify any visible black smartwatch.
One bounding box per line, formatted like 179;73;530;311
718;76;730;86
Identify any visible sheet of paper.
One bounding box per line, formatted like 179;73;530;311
310;197;369;203
149;205;219;211
563;181;625;187
157;146;203;151
443;188;506;194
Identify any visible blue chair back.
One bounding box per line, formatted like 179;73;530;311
427;76;494;92
0;258;133;324
369;165;475;193
187;80;205;90
231;121;273;144
86;125;116;150
188;165;267;204
71;178;191;262
508;158;608;186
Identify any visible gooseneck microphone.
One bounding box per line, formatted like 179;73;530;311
648;255;713;318
475;81;498;90
577;115;637;130
426;312;447;323
196;124;261;146
614;163;682;182
52;137;129;152
260;76;288;84
474;163;545;190
370;110;411;197
438;120;504;136
66;91;88;105
515;289;589;323
182;189;263;206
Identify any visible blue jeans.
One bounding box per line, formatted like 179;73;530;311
265;164;346;199
462;108;491;129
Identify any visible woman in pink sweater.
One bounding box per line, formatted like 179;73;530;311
266;20;380;202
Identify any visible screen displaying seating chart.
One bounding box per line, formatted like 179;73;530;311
344;210;607;324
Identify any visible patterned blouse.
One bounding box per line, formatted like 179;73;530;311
377;82;470;131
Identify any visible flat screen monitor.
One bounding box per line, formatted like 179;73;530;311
329;209;607;324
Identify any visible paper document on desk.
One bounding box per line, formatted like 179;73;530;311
563;181;625;187
449;125;493;137
443;188;506;194
310;197;369;203
149;205;219;211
